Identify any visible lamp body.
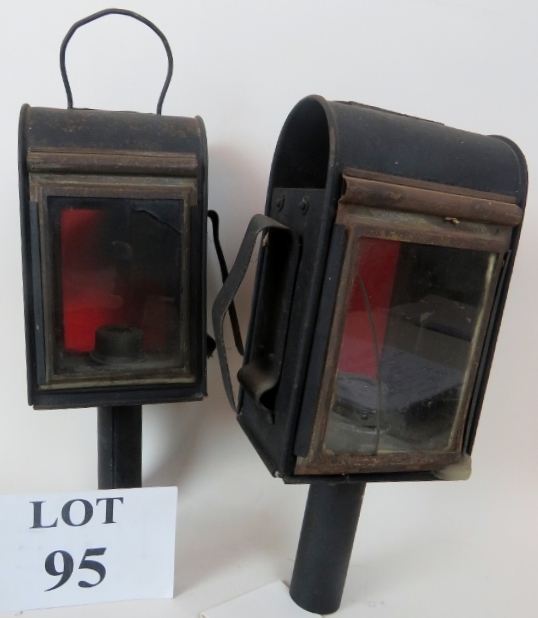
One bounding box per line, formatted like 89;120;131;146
235;96;527;484
19;106;208;409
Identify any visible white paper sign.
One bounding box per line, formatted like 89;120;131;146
0;486;177;611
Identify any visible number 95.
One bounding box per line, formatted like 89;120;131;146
45;548;107;591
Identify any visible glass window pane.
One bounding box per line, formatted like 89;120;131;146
48;197;188;383
324;238;497;456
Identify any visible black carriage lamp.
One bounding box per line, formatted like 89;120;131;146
19;9;212;490
213;95;527;614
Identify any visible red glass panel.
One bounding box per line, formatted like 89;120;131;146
337;238;401;378
61;209;127;352
60;208;177;353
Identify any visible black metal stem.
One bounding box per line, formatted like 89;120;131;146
97;405;142;489
290;482;367;615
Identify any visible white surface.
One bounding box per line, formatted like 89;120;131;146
1;1;538;617
201;581;320;618
0;487;177;611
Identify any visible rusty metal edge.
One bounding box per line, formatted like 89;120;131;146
341;174;522;227
27;148;198;177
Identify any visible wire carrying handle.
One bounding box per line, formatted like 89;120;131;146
59;8;174;114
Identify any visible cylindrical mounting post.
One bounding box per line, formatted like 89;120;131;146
289;482;366;614
97;405;142;489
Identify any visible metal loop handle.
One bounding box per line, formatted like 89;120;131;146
59;8;174;114
208;210;245;356
212;214;293;412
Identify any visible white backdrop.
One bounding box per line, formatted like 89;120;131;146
1;1;537;617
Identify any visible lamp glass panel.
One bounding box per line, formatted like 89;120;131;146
48;197;187;380
324;238;497;455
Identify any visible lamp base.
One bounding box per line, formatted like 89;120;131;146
290;482;366;614
97;405;142;489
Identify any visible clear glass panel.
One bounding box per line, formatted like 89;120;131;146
48;197;188;382
324;238;497;455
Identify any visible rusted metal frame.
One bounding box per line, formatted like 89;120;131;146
297;189;513;476
40;183;195;389
337;205;511;253
29;173;199;200
297;225;358;473
27;148;198;177
295;452;462;476
341;175;522;227
29;173;197;390
343;167;518;205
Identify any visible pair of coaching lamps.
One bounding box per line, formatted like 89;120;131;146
19;9;527;615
